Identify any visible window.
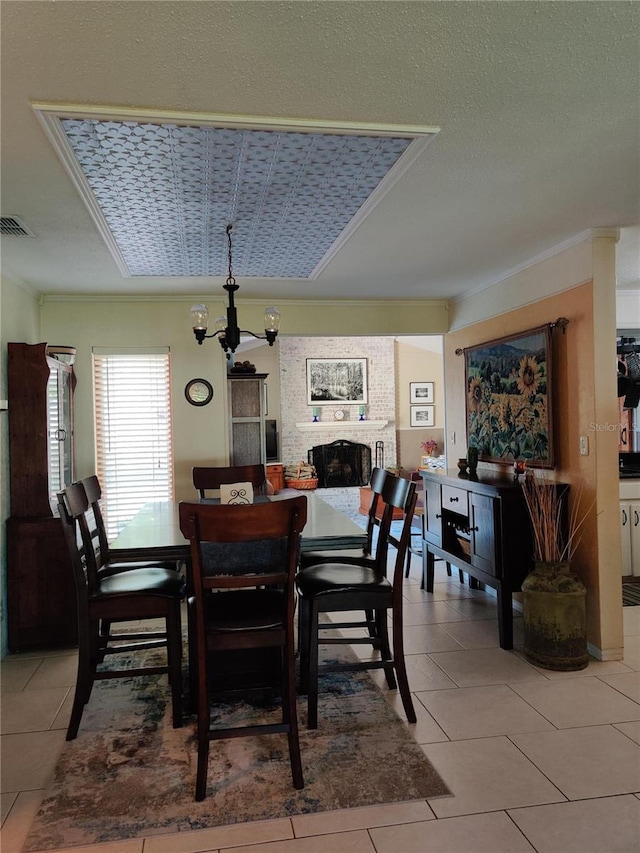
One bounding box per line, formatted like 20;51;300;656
93;349;174;539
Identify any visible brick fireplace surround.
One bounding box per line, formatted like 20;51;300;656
278;336;397;472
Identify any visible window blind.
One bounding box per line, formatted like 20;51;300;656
93;350;174;539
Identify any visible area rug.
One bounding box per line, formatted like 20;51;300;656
623;583;640;606
24;643;450;851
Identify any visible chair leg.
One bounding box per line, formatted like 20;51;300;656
66;633;93;740
307;600;320;730
195;650;210;801
391;610;417;724
195;739;209;801
282;645;304;789
374;610;397;689
298;597;310;694
167;603;183;728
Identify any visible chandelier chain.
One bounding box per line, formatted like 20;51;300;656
226;224;236;285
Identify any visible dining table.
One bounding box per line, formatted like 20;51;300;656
109;489;367;697
109;489;367;562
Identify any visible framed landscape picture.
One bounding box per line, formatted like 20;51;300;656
410;405;435;427
306;358;368;405
464;325;554;467
410;381;434;404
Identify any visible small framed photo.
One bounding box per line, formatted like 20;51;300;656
410;381;434;404
411;405;435;427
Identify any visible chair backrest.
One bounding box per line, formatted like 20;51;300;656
81;475;111;560
364;466;388;555
372;473;417;582
58;482;100;602
179;496;307;590
192;465;268;499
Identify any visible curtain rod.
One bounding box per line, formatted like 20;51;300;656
454;317;569;356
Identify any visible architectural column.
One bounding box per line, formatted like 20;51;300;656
590;228;624;659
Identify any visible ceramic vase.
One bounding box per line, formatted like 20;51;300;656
521;561;588;671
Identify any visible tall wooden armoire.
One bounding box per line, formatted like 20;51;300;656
7;342;78;650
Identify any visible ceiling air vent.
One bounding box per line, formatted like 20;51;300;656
0;216;35;237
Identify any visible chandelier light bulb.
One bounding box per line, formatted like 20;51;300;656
190;304;209;330
264;307;280;333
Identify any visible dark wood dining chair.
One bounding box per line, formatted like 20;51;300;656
192;465;268;499
58;482;185;740
299;466;387;569
82;474;180;577
298;467;387;639
178;495;308;801
296;473;418;729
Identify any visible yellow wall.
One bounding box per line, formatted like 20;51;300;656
41;297;448;502
444;279;623;658
395;337;445;470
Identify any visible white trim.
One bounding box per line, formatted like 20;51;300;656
451;230;593;307
34;109;131;278
587;641;624;662
309;135;438;279
92;346;170;355
296;420;388;431
31;102;440;139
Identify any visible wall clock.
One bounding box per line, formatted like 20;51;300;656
185;378;214;407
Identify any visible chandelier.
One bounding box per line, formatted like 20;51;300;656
190;225;280;354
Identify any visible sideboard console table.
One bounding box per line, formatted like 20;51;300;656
419;468;537;649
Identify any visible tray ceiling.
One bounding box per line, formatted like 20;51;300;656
38;109;436;279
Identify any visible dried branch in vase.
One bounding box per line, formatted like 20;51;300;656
520;471;595;564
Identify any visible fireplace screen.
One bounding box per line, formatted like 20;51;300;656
308;439;372;488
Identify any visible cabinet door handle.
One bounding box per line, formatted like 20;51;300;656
621;427;627;446
435;513;442;519
634;510;639;527
56;428;67;441
449;496;459;503
622;509;628;525
470;526;479;532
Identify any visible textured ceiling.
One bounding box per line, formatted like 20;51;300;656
51;116;426;278
0;1;638;301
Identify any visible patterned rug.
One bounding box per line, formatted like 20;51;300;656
24;642;450;851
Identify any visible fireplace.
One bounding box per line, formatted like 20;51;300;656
308;440;372;488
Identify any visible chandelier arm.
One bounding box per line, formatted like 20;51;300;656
190;223;279;352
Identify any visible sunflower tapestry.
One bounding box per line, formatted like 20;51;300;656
464;325;554;468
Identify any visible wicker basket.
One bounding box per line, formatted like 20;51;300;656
284;477;319;490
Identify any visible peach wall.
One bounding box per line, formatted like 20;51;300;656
444;281;622;657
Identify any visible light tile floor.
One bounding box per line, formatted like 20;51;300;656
2;569;640;853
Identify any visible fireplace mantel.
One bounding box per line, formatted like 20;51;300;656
295;420;389;431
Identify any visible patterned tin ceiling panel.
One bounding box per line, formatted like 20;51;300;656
60;119;413;278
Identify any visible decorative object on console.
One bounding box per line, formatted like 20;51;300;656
411;405;434;427
189;224;280;354
461;323;560;468
421;439;438;456
467;446;479;477
513;459;527;480
229;360;257;374
410;381;434;404
358;405;366;421
307;358;368;405
334;409;345;421
520;471;592;671
312;406;320;422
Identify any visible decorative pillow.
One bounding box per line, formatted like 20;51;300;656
219;482;254;505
